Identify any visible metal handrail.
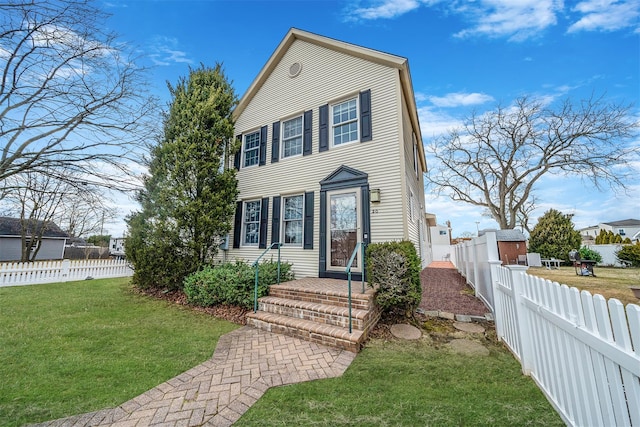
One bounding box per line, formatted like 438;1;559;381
345;242;366;333
252;242;282;313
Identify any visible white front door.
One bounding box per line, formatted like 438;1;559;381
327;189;361;272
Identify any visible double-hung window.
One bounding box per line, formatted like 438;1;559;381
332;98;358;146
243;200;261;245
283;195;303;245
282;116;303;158
243;131;260;167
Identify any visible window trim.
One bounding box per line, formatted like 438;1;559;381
408;188;415;223
330;96;359;148
281;115;304;159
412;132;419;178
242;199;262;247
242;130;261;168
281;193;304;246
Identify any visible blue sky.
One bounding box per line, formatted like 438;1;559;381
102;0;639;238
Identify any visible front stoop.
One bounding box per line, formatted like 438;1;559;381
246;278;380;352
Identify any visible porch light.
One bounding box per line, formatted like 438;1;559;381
370;188;381;203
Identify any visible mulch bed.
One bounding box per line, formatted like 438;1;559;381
133;287;249;325
419;266;489;316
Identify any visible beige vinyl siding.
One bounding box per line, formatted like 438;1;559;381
228;39;408;277
401;90;426;259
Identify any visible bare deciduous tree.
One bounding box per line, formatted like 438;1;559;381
0;0;157;191
2;169;115;261
426;95;639;230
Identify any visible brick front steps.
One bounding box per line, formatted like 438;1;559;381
246;278;380;352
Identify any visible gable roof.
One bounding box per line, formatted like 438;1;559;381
0;217;69;238
601;219;640;227
234;27;426;172
480;229;527;242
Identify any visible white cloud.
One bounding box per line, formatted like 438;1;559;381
346;0;638;39
568;0;640;33
453;0;563;41
148;36;193;66
347;0;435;20
428;92;495;107
418;106;463;138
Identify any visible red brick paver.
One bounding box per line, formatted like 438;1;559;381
30;327;355;427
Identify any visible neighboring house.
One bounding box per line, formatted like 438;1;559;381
224;28;429;280
109;237;126;258
0;217;68;262
426;213;452;261
580;219;640;243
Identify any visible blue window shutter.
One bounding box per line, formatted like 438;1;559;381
319;104;329;152
304;191;314;249
234;135;242;170
360;89;372;142
259;125;267;166
233;201;242;248
271;196;281;244
271;122;280;163
303;110;312;156
259;197;269;249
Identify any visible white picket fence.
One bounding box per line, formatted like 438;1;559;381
0;259;133;287
494;265;640;426
454;231;640;426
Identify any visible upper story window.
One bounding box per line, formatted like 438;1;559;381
619;229;626;236
282;116;303;158
332;98;358;146
243;131;260;167
243;200;261;246
283;194;303;245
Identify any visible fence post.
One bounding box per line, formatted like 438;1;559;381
506;264;533;375
61;259;71;282
488;260;503;325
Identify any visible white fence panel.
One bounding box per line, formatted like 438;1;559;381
585;243;628;267
0;259;133;287
493;266;640;426
455;231;499;312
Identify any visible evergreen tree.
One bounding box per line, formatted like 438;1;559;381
126;64;238;290
528;209;582;261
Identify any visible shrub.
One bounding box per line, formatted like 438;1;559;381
366;241;421;318
579;246;602;263
528;209;581;261
616;242;640;267
184;260;294;309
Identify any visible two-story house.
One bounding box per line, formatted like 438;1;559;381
225;28;429;281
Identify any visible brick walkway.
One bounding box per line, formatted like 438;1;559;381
30;327;356;427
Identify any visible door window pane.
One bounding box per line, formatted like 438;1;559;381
330;192;357;268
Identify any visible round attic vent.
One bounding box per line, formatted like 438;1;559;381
288;62;302;78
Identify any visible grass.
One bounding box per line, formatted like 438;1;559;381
526;266;640;306
237;328;563;426
1;278;563;427
0;278;239;427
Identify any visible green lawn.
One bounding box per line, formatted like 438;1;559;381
527;266;640;306
237;328;563;426
0;278;239;427
1;278;562;427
